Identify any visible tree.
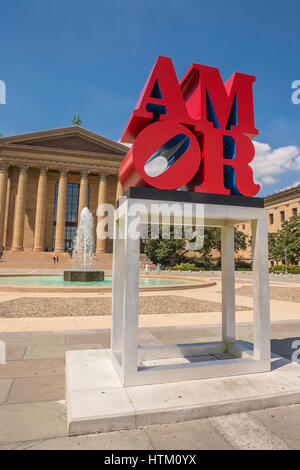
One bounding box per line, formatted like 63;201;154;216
268;231;282;264
269;215;300;265
195;227;247;260
145;225;186;265
145;225;247;265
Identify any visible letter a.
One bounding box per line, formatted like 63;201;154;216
121;56;193;143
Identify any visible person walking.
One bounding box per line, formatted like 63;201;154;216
156;264;161;275
53;255;56;264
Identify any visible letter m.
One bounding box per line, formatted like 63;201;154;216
180;64;258;138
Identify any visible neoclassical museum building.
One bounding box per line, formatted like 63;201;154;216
0;125;128;254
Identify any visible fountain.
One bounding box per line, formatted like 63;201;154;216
63;207;104;282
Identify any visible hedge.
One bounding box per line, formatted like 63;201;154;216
270;265;300;274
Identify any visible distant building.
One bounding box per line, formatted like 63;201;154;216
0;126;128;253
264;183;300;232
236;183;300;263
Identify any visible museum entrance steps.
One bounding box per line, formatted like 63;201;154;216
1;251;154;271
0;251;114;270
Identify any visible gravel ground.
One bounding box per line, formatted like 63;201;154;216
0;296;249;318
236;286;300;303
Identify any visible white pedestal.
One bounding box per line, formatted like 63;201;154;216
66;349;300;436
110;195;270;387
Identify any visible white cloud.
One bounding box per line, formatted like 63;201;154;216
250;141;300;185
261;175;277;184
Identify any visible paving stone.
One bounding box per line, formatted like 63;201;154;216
250;405;300;450
0;358;65;379
0;333;65;346
209;412;289;450
0;379;12;405
138;331;161;346
0;333;32;344
152;328;216;343
144;420;233;450
6;345;26;361
0;428;153;450
271;325;300;337
24;343;104;360
0;440;45;450
26;334;66;346
65;333;109;346
0;401;67;443
236;285;300;302
7;375;65;404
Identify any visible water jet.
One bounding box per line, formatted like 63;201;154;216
63;207;104;282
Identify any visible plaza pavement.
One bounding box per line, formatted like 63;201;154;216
0;278;299;332
1;322;300;449
0;274;299;449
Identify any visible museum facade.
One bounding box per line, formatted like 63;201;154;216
0;125;128;254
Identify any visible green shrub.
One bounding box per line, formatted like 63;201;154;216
269;265;285;273
269;265;300;274
235;259;252;270
188;257;220;270
166;262;201;271
287;265;300;274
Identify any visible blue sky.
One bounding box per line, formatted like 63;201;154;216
0;0;300;196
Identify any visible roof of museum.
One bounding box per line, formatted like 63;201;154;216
0;125;129;154
264;182;300;205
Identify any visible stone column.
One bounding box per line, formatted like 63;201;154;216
78;170;89;223
11;165;28;251
115;177;124;206
0;162;9;251
54;168;68;253
3;175;11;249
96;172;108;254
33;166;48;252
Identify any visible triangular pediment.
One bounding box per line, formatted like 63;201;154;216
0;126;128;156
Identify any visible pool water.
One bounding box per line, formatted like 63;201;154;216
0;275;193;287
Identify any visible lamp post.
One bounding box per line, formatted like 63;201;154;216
284;247;288;274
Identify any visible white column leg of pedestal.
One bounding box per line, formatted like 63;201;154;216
121;201;140;384
221;225;235;345
111;214;126;354
252;219;270;361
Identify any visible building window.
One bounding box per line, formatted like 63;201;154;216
292;208;297;216
280;211;285;222
242;224;245;230
52;182;90;251
269;214;274;225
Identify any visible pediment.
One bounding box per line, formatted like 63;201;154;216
0;126;128;156
17;134;123;154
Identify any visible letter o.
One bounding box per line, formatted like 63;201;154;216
119;121;201;191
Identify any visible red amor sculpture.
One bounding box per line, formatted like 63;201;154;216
119;56;259;197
